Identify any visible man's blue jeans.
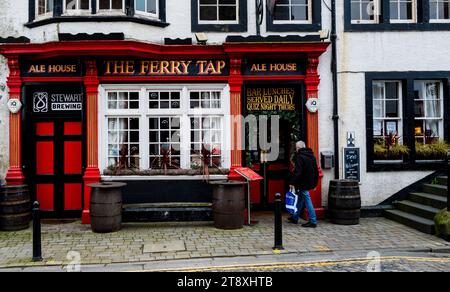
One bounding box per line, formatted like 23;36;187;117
292;190;317;225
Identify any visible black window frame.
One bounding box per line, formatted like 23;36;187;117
27;0;168;28
366;72;450;172
266;0;321;32
191;0;248;33
345;0;450;31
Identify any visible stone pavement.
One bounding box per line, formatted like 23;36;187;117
0;212;449;269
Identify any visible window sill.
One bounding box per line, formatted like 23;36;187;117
368;160;446;172
191;22;247;33
25;16;170;29
266;22;321;32
102;175;228;181
345;22;450;32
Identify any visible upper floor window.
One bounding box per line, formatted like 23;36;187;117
37;0;54;18
98;0;125;12
351;0;379;24
135;0;158;17
430;0;450;22
198;0;239;23
273;0;312;24
389;0;416;23
64;0;91;14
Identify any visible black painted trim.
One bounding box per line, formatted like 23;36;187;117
0;37;31;43
365;71;450;172
29;0;35;22
345;0;450;31
226;34;321;43
25;15;170;28
266;0;321;32
191;0;248;33
164;38;193;45
58;33;125;41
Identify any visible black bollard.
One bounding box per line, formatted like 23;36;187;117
447;152;450;211
273;193;284;250
32;201;43;262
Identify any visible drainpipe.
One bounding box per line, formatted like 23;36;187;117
331;0;340;179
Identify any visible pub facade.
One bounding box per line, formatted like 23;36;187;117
0;0;449;222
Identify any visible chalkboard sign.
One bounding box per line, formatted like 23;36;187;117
343;148;361;182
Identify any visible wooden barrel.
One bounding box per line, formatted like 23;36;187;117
328;180;361;225
0;185;31;231
89;182;126;233
210;181;246;230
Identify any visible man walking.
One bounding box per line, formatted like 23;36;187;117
288;141;319;228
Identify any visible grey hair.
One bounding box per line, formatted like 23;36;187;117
296;141;306;149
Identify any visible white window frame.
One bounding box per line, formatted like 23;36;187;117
350;0;380;24
372;81;404;151
413;80;445;144
273;0;313;24
99;84;231;175
430;0;450;23
389;0;417;24
36;0;54;19
134;0;159;19
198;0;239;25
63;0;91;15
96;0;126;15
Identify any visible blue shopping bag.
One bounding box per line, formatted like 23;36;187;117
285;191;298;215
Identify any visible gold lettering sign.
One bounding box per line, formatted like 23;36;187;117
246;87;296;112
250;63;298;73
27;64;78;74
103;60;227;76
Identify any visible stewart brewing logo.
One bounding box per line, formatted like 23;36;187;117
33;92;49;113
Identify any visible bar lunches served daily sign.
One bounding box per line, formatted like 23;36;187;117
246;87;296;111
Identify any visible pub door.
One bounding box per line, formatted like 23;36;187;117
24;84;85;218
244;83;305;209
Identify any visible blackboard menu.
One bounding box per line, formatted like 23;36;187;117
344;148;361;182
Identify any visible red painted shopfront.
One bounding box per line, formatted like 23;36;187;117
1;40;329;223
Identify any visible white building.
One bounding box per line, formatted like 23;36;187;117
0;0;448;222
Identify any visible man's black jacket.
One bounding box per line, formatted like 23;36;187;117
289;148;319;191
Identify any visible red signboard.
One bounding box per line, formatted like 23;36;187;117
235;167;263;181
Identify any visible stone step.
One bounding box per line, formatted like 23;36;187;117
384;209;435;235
409;192;447;210
436;176;448;186
122;202;213;222
423;184;448;197
394;200;441;221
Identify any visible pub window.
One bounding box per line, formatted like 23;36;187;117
389;0;416;23
190;116;223;168
372;81;405;161
97;0;125;12
430;0;450;22
273;0;312;23
102;86;228;173
36;0;54;17
135;0;159;17
351;0;380;24
414;81;446;160
108;117;141;170
198;0;239;23
64;0;90;13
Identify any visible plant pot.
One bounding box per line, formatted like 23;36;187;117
209;180;246;230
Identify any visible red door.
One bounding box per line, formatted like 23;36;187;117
31;119;84;217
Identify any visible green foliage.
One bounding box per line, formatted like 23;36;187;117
416;141;450;160
373;142;410;159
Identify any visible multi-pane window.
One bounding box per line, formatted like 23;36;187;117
37;0;54;16
372;81;403;145
98;0;124;11
102;86;228;172
108;92;140;110
414;81;444;144
149;91;181;109
198;0;238;23
430;0;450;22
190;91;221;109
390;0;416;23
135;0;158;16
191;117;223;168
351;0;379;23
273;0;312;23
149;117;181;169
108;117;140;169
65;0;90;11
